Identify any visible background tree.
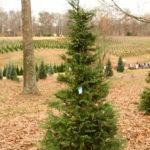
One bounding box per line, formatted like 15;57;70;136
116;56;124;72
105;58;113;77
21;0;39;94
0;68;3;80
41;0;124;149
39;61;47;79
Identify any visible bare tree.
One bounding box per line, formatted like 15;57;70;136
21;0;39;94
99;0;150;23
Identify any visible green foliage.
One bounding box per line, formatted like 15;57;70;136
10;65;18;81
139;71;150;115
146;71;150;83
19;67;23;75
48;64;54;75
41;1;124;149
0;68;3;80
139;87;150;115
39;61;47;79
3;66;7;77
6;63;13;79
0;39;68;54
105;59;113;77
116;56;124;72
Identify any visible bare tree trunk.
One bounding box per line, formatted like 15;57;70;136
21;0;39;94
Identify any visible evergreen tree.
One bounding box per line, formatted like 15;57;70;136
16;66;20;75
39;61;47;79
105;59;113;77
116;56;124;72
6;63;12;79
3;66;7;77
41;0;124;149
0;68;3;80
139;71;150;114
10;65;18;81
20;67;23;75
48;64;54;75
146;71;150;83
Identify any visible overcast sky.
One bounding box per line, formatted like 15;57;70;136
0;0;150;16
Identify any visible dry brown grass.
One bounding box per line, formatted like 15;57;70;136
0;48;66;67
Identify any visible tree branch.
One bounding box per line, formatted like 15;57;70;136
99;0;150;23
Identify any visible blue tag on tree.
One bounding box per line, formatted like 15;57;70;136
78;87;83;94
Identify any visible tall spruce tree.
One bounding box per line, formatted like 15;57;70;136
105;59;113;77
116;56;124;72
41;0;124;149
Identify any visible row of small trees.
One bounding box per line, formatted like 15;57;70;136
105;56;124;77
0;62;65;81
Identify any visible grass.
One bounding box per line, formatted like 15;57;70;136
97;36;150;57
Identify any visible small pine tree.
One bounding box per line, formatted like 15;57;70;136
0;68;3;80
117;56;124;72
19;67;23;75
146;71;150;83
6;63;12;79
39;61;47;79
105;59;113;77
3;66;7;77
41;1;124;149
139;71;150;115
48;64;54;75
16;66;20;75
10;65;18;81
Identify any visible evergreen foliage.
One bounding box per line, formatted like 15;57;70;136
39;61;47;79
16;66;20;75
116;56;124;72
0;68;3;80
139;87;150;115
41;0;124;149
10;65;18;81
19;67;23;75
48;64;54;75
139;71;150;115
146;71;150;83
105;59;113;77
6;63;12;79
3;66;7;77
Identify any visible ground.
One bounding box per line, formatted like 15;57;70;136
0;36;150;149
0;69;150;150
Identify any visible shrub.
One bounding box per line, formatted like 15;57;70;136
0;68;3;80
39;61;47;79
6;63;13;79
116;56;124;72
146;71;150;83
10;65;18;81
105;59;113;77
139;87;150;115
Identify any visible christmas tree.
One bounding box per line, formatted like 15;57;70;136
116;56;124;72
39;61;47;79
139;71;150;114
41;0;124;149
105;59;113;77
0;68;3;80
10;65;18;81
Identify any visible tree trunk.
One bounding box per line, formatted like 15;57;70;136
21;0;39;94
